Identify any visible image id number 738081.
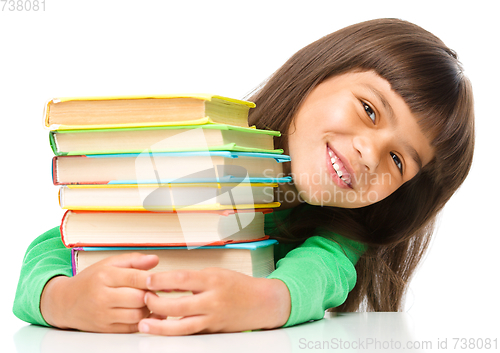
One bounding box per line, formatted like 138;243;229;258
1;0;45;11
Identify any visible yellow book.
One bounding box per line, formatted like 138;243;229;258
44;94;255;130
58;183;280;211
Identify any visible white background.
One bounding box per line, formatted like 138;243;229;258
1;0;498;350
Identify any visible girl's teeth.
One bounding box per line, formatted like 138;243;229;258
329;147;351;185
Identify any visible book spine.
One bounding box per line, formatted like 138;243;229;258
49;132;58;155
60;210;71;248
51;156;57;185
58;187;63;208
70;248;79;276
49;132;68;156
43;99;52;129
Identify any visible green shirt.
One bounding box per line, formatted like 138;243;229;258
265;207;366;327
13;207;366;328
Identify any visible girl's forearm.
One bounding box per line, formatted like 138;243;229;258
40;276;72;329
259;278;291;329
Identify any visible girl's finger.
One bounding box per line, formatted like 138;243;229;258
109;287;148;308
144;291;207;318
148;312;167;320
104;265;151;289
139;315;209;336
104;252;159;271
107;323;141;334
147;270;208;292
108;306;151;325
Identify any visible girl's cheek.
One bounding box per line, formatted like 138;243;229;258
328;110;360;134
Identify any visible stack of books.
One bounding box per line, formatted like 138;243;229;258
45;94;291;279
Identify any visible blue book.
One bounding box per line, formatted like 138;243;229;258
53;151;291;185
71;239;278;278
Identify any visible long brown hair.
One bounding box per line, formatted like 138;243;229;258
247;19;475;312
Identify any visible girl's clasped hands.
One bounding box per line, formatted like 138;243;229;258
40;252;290;335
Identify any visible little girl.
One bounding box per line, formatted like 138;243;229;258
13;18;474;335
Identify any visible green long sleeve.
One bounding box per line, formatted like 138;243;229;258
264;208;366;328
13;226;72;326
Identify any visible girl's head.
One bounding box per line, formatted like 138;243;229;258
249;18;474;246
286;70;435;208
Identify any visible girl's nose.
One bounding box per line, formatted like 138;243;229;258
352;134;381;172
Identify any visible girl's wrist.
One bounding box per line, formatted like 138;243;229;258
259;278;291;329
40;275;72;329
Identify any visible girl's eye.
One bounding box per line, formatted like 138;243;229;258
362;101;376;124
390;152;403;174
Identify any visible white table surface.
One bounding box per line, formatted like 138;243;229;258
10;312;499;353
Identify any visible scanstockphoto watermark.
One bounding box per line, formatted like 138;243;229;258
272;185;381;205
265;169;393;205
1;0;45;11
298;337;499;350
135;128;259;249
299;337;432;350
265;171;393;188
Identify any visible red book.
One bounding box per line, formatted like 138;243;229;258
60;209;271;248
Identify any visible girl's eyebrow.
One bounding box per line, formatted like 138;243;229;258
404;141;423;170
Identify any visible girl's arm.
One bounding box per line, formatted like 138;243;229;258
13;227;159;333
13;227;73;326
267;234;365;327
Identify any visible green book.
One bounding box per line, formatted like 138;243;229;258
50;124;282;156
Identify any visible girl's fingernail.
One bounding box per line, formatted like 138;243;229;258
146;277;151;289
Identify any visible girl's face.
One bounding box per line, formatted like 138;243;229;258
287;70;435;208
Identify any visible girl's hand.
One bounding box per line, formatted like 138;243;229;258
40;253;159;333
138;268;291;335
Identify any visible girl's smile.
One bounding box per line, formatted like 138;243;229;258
286;70;435;208
326;144;354;189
